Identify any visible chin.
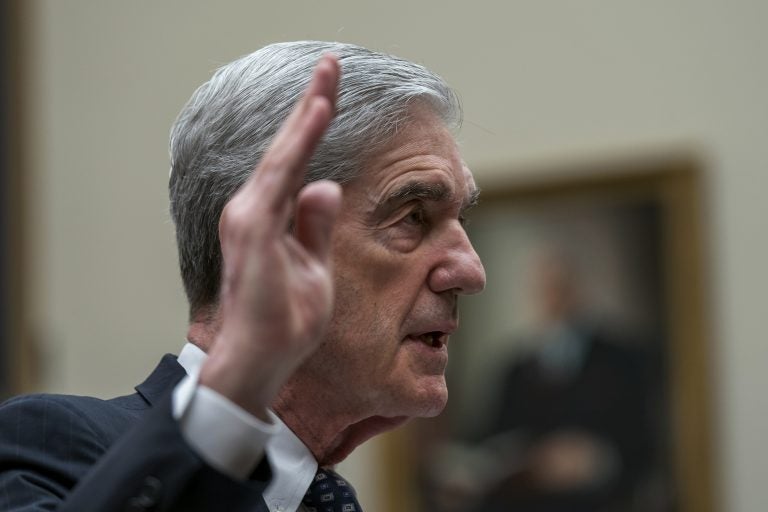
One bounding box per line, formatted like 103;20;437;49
419;393;448;417
403;378;448;418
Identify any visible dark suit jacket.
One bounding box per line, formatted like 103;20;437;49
0;354;271;511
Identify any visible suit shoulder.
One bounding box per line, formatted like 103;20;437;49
0;392;143;448
0;393;109;444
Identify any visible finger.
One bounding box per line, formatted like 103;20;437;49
295;180;342;263
278;53;339;134
245;55;340;211
263;95;333;198
264;54;339;190
303;53;340;112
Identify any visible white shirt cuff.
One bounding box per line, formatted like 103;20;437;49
172;374;279;480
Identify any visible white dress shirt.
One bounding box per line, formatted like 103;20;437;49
172;343;317;512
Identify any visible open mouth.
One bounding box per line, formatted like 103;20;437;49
414;331;447;349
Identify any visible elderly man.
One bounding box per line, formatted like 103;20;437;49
0;41;485;511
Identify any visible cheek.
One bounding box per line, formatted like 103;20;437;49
333;234;414;296
328;241;422;352
323;280;395;388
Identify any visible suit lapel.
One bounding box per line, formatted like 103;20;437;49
134;354;187;406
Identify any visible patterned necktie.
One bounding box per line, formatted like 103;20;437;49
302;467;362;512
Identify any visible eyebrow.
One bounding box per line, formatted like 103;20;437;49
390;182;448;204
374;181;480;218
466;187;481;210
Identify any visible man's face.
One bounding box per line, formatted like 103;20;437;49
305;107;486;420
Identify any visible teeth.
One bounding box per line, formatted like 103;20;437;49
419;332;442;348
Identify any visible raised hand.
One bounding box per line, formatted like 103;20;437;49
198;55;342;420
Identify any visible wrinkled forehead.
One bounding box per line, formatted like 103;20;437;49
339;115;477;215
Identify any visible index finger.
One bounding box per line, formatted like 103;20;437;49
247;54;340;213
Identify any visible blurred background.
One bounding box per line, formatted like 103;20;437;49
2;1;767;511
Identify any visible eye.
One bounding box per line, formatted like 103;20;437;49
403;207;428;227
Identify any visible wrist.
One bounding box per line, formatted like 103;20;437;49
198;350;282;422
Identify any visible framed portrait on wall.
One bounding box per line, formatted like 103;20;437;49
1;1;34;397
0;0;13;398
381;152;715;512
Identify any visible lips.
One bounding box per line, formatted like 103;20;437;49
415;331;448;348
406;323;455;349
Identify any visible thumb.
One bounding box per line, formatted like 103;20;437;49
295;180;342;263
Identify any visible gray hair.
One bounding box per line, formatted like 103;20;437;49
169;41;461;316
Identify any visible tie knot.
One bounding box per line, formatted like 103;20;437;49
302;468;361;512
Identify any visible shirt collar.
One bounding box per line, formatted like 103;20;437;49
178;342;317;512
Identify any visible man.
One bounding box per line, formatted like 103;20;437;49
0;41;485;511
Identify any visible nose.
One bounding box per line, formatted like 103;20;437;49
428;225;486;295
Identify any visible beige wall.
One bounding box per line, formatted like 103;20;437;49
19;1;768;511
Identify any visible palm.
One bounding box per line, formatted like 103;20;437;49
199;55;341;416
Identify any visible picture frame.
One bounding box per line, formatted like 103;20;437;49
382;151;716;512
1;0;36;398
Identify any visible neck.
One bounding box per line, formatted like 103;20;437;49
273;380;408;465
185;304;408;464
186;305;221;350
